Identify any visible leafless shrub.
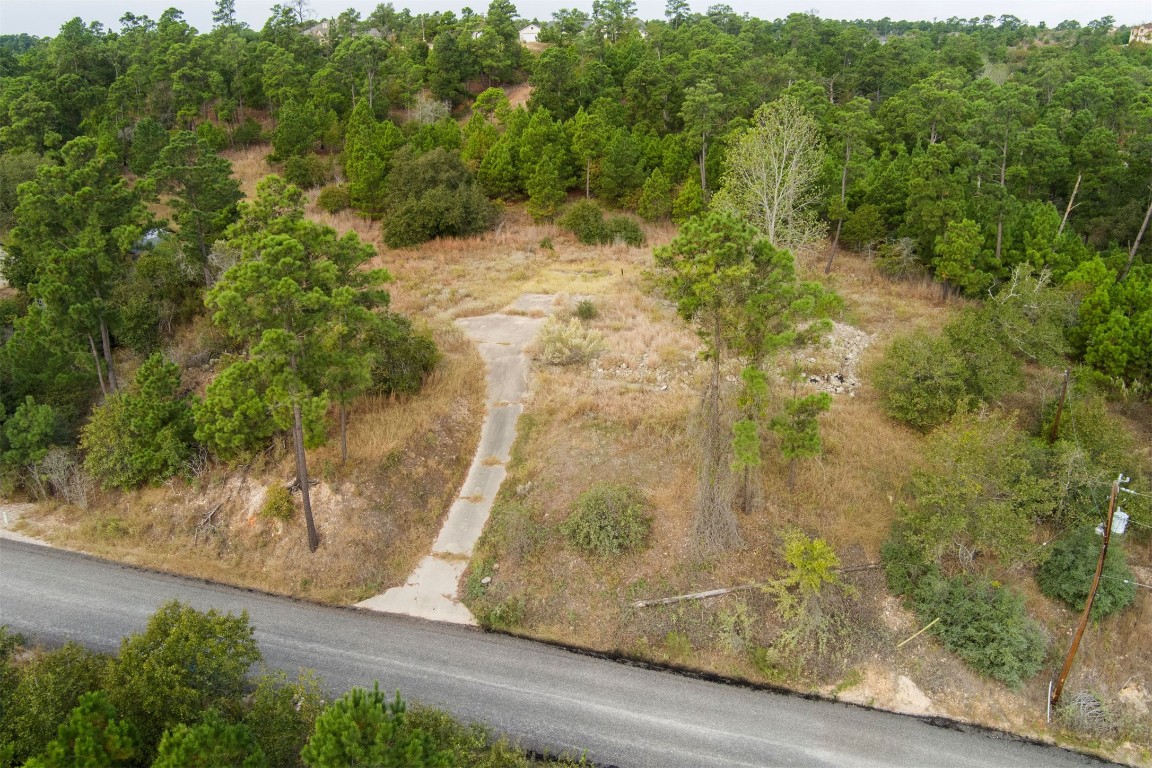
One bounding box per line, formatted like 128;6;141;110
38;448;89;509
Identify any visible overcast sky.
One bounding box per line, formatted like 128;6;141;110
1;0;1147;38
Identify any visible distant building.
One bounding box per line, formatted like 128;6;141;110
1130;23;1152;45
302;21;330;41
519;24;541;44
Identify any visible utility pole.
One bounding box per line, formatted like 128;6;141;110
1050;473;1127;707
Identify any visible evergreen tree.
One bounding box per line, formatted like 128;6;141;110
9;137;149;394
153;712;267;768
637;168;672;221
301;685;449;768
772;392;832;491
81;354;195;491
23;692;137;768
672;172;705;223
526;155;566;221
150;131;243;286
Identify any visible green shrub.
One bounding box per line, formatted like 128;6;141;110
604;215;646;247
873;331;968;430
537;317;605;365
261;485;296;521
244;670;323;768
315;184;351;214
879;522;933;597
559;200;608;245
81;354;196;491
1036;526;1136;619
232;118;264;147
9;643;108;762
911;572;1047;688
365;313;440;396
574;299;597;321
561;483;650;557
195;121;229;153
538;237;554;251
283;153;331;190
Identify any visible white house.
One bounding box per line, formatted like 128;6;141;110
519;24;541;44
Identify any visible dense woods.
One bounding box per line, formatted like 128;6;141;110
1;1;1151;755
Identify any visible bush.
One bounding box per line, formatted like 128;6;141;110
104;601;261;760
604;215;646;247
879;522;932;597
873;331;968;430
561;483;651;557
232;118;264;147
365;313;440;396
559;200;607;245
574;299;597;321
911;572;1047;688
195;121;229;153
315;184;350;214
9;643;108;762
261;485;295;521
283;153;331;190
81;354;196;490
244;670;323;768
1036;526;1136;619
537;317;605;366
380;147;496;248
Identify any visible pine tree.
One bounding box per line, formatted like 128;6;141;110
772;392;832;491
672;172;705;223
150;131;243;286
637;168;672;221
526;155;566;221
10;137;149;394
22;692;136;768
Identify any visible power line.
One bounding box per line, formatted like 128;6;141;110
1102;574;1152;590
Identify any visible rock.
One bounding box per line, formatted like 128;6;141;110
1118;682;1149;716
895;675;934;715
480;576;492;586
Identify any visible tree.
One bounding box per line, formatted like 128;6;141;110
104;601;260;761
824;97;878;273
772;393;832;491
271;98;320;160
637;168;672;221
81;354;195;491
2;396;58;494
204;176;386;549
571;107;610;199
526;155;566;221
10;137;149;394
150;131;243;286
301;685;450;768
672;172;705;223
679;79;725;203
1036;526;1136;620
23;692;137;768
153;712;267;768
381;148;496;248
714;96;826;249
655;212;783;552
934;218;991;295
8;643;107;763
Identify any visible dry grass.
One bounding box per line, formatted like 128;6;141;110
221;145;275;198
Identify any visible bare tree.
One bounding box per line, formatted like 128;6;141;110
713;96;826;250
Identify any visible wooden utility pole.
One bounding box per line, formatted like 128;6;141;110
1050;474;1122;707
1048;369;1070;445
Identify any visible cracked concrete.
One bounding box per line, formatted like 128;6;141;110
356;296;555;623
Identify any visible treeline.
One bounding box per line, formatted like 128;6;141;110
0;4;1150;509
0;602;577;767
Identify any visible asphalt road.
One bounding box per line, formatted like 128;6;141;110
0;539;1103;768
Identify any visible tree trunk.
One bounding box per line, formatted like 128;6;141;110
1058;171;1081;237
1119;193;1152;282
700;136;708;204
339;401;348;464
88;333;108;398
995;135;1008;265
293;403;320;552
585;161;591;199
99;317;118;393
826;142;851;274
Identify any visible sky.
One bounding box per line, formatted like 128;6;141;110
0;0;1148;38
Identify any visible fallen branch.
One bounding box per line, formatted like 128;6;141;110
896;617;941;649
631;563;880;608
